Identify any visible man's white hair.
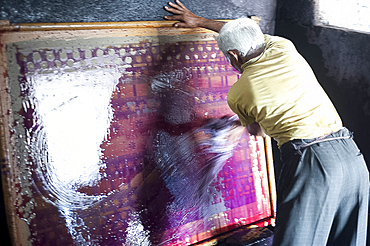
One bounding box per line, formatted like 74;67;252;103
215;17;265;58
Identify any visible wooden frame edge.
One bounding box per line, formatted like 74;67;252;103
0;20;233;32
0;17;265;32
264;136;276;222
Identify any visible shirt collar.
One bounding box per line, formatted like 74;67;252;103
241;36;269;71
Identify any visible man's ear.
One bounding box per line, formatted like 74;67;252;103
227;50;239;61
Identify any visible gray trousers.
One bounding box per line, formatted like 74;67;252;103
273;128;369;246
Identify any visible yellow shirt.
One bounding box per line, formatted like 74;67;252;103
227;35;342;147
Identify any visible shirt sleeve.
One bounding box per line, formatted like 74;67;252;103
227;98;255;127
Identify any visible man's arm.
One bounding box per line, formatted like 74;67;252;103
164;0;225;33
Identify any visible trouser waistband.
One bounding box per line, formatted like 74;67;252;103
280;127;353;157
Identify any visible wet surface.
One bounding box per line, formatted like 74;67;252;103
3;33;272;245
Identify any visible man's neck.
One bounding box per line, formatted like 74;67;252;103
242;46;265;64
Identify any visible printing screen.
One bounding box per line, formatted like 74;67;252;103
0;27;273;245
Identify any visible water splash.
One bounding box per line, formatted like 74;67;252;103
150;70;245;227
125;211;151;246
25;69;120;244
154;115;245;210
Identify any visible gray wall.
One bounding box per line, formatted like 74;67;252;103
0;0;277;34
276;0;370;165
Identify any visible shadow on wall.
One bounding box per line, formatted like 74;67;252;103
275;3;370;244
274;21;370;166
275;0;370;165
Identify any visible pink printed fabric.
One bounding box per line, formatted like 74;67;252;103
7;35;272;245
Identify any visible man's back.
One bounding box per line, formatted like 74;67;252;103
227;35;342;146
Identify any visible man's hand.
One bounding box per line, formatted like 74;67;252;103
164;0;203;28
247;122;266;137
164;0;225;33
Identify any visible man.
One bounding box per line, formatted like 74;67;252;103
164;1;369;245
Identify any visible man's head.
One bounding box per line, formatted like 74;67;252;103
215;18;264;72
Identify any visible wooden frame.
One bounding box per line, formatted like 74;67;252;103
0;20;274;246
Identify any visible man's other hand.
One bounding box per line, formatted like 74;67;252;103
164;0;225;32
247;122;266;137
164;0;203;28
